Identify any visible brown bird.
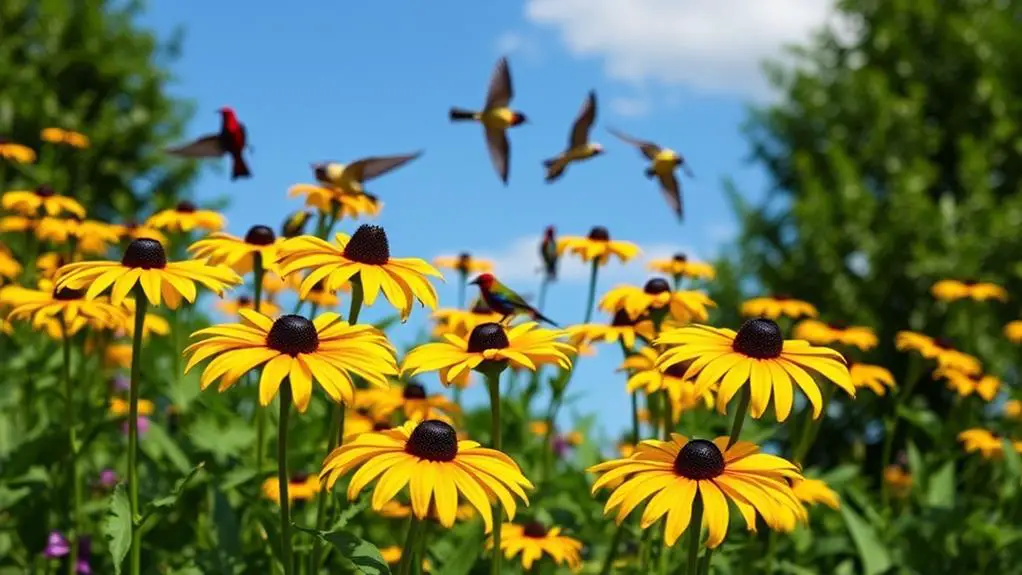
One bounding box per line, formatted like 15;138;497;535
608;128;694;221
543;90;603;183
311;152;423;195
449;57;528;185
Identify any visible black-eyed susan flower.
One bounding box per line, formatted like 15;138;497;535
319;419;533;531
931;279;1008;302
281;210;313;239
936;368;1000;401
619;347;714;412
2;185;85;218
187;225;280;274
958;429;1005;459
379;547;431;572
36;253;79;281
277;225;442;321
433;252;494;276
0;215;35;235
54;238;242;309
145;201;225;233
884;465;912;497
299;280;341;308
375;499;476;523
112;221;168;246
0;137;36;163
261;473;320;505
793;320;878;351
288;184;382;220
184;310;397;412
2;279;127;334
343;406;391;440
895;332;981;375
849;362;896;396
648;253;715;281
490;522;583;572
216;294;281;318
41;127;89;148
565;310;656;349
0;242;21;281
432;299;502;337
36;217;120;255
358;381;460;422
556;226;640;265
791;478;839;510
1005;399;1022;420
741;295;817;320
262;271;298;298
599;278;715;323
110;398;155;418
104;344;132;369
402;322;573;386
655;319;853;422
1005;321;1022;344
589;435;805;547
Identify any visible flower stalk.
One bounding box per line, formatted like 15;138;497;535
726;387;751;449
277;382;294;575
61;319;81;575
127;287;148;575
485;369;504;575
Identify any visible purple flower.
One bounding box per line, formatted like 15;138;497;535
552;435;570;458
43;531;69;558
120;415;151;436
76;537;92;574
113;375;130;392
98;469;118;488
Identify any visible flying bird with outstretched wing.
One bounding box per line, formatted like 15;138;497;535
311;151;423;195
608;127;694;221
543;90;603;182
167;107;251;180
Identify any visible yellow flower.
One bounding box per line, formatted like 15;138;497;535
299;280;341;308
793;320;877;351
565;311;656;349
55;238;241;309
319;419;532;531
884;465;912;496
262;271;298;298
589;435;806;547
184;310;397;412
379;546;432;572
40;127;89;148
36;253;81;280
741;296;818;320
112;221;168;246
187;225;280;274
2;279;127;335
655;319;853;422
0;138;36;164
374;499;476;524
648;253;715;281
216;295;281;318
849;363;896;396
791;478;840;510
2;185;85;218
433;252;494;275
1005;399;1022;420
276;225;442;321
261;474;320;505
357;381;460;422
105;344;133;368
936;368;1000;401
931;279;1008;303
895;331;981;375
110;398;154;417
343;407;392;440
432;299;502;337
489;522;583;572
402;322;573;386
0;242;22;281
958;429;1005;459
618;347;714;417
556;226;640;265
599;279;715;323
145;201;225;233
1005;321;1022;344
35;217;121;254
287;184;382;220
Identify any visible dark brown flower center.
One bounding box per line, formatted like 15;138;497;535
53;287;85;301
343;224;390;265
672;253;687;263
176;200;197;213
588;226;610;241
266;315;319;356
522;521;548;538
405;420;458;462
309;280;326;294
644;278;671;295
356;407;371;416
664;363;688;379
467;323;510;353
290;472;310;484
773;294;791;301
373;422;392;431
732;318;783;359
121;238;167;269
403;382;427;400
35;184;55;198
457;252;471;272
611;310;637;327
673;439;725;480
934;337;955;350
827;320;847;330
244;225;276;246
238;295;252;306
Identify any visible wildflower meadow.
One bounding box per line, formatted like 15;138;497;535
2;1;1022;574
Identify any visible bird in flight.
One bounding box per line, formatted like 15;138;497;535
167;107;251;180
543;90;603;183
608;128;694;221
311;152;423;195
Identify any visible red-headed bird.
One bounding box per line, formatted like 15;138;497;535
543;90;603;182
449;57;528;185
539;226;559;281
470;273;557;326
167;107;251;180
608;127;694;221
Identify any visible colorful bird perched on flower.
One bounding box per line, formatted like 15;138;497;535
280;210;312;238
543;90;603;182
166;107;251;180
539;226;559;281
311;151;423;195
449;57;527;185
470;273;557;326
608;127;693;220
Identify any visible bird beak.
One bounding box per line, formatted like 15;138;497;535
468;277;481;286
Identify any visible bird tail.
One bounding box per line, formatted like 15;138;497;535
449;107;478;122
531;309;558;327
231;153;252;180
545;263;558;281
644;167;657;180
543;157;566;182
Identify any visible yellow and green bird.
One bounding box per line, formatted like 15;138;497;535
608;127;695;221
543;90;603;183
449;57;528;185
311;151;423;195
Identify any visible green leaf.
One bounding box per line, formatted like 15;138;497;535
330;497;368;531
293;525;391;575
140;421;191;474
1001;437;1022;499
924;461;955;509
102;484;132;575
436;528;485;575
141;462;205;524
838;503;891;575
906;440;926;486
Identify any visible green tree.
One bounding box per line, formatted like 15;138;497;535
0;0;198;221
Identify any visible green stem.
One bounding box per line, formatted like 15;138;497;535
347;276;364;323
253;255;266;475
537;276;550;313
631;392;641;444
127;289;148;575
599;521;627;575
685;497;704;575
881;354;923;506
726;387;751;449
486;370;504;575
278;383;294;575
61;321;80;575
697;548;713;575
662;391;673;440
583;260;599;324
763;532;777;574
658;517;671;575
457;273;467;310
397;518;423;575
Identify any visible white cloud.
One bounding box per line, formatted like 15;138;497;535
524;0;845;97
608;95;651;118
495;30;541;60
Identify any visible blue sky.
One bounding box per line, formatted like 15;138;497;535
141;0;836;440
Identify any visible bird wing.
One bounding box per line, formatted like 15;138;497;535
607;127;660;161
484;57;513;110
348;151;424;182
568;90;597;149
485;126;510;184
165;134;224;158
680;157;696;179
657;172;684;220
